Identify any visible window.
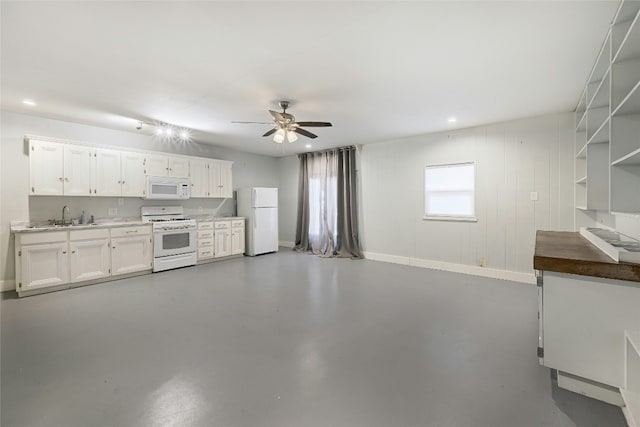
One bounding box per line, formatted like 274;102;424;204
424;162;476;221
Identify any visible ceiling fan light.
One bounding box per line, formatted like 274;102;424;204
287;130;298;143
273;129;285;144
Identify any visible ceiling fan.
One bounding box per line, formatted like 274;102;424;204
232;101;332;143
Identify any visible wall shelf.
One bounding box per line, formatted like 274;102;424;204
575;1;640;227
612;148;640;166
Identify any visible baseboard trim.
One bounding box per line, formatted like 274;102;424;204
362;251;536;284
279;241;295;248
1;279;16;292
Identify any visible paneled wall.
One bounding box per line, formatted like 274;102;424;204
278;113;575;275
0;110;279;288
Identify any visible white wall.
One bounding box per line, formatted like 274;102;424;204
278;113;575;276
0;110;279;288
277;155;299;246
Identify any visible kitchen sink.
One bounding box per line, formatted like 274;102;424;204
26;223;97;229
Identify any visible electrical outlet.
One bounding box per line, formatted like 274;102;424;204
480;258;487;268
530;192;538;201
108;208;117;216
198;206;203;213
118;198;124;206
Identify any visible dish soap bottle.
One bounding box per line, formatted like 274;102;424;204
80;210;87;225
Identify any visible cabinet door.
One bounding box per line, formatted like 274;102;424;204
20;242;69;291
219;163;233;198
209;162;222;198
70;239;110;282
168;157;189;178
214;229;231;258
111;236;152;275
29;140;64;195
190;160;209;198
231;227;245;255
121;152;146;197
63;145;93;196
144;155;169;177
95;148;122;196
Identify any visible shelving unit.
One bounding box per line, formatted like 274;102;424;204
575;0;640;226
622;330;640;427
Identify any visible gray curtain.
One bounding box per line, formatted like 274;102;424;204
294;146;363;259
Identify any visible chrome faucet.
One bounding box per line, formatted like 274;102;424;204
62;205;70;225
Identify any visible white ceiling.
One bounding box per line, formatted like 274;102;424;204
1;1;618;157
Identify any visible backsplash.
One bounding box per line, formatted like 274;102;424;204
28;195;236;222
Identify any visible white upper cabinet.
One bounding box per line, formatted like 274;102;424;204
144;154;169;177
190;159;209;198
27;137;233;199
209;161;233;198
95;148;122;197
30;140;64;195
168;157;189;178
63;145;94;196
121;152;146;197
143;155;189;178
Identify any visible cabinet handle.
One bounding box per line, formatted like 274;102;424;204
59;177;63;181
112;246;116;249
32;187;35;193
62;251;67;254
118;180;122;184
126;230;138;234
122;180;125;184
71;250;76;254
65;177;69;182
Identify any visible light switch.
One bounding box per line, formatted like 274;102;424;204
530;192;538;201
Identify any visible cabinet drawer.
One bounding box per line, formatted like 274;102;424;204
110;225;151;238
231;219;245;228
70;228;109;241
198;221;214;230
214;221;231;229
19;231;67;245
198;238;214;248
197;230;214;239
198;247;214;259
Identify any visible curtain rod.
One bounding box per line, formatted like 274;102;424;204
297;144;362;157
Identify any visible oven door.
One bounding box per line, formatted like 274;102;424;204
153;228;196;257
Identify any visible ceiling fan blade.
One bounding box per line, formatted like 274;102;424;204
295;121;333;127
294;128;318;139
231;121;274;124
269;110;285;122
262;128;277;137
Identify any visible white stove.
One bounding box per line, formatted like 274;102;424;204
141;207;197;272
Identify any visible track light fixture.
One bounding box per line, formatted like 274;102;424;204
135;120;192;142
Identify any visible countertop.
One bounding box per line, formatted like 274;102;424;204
11;215;245;233
11;219;148;233
534;230;640;282
191;216;245;222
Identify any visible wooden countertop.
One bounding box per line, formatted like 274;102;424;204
534;231;640;282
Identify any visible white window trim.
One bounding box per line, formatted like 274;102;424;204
423;161;476;221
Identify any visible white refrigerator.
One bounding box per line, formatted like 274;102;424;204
237;187;278;256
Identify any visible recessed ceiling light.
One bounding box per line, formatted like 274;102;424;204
22;99;36;106
305;144;312;149
448;117;457;123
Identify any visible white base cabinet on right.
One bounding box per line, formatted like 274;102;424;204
110;226;153;275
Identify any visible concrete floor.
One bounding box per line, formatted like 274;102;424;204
1;250;625;427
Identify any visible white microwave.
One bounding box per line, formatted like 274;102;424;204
145;176;190;200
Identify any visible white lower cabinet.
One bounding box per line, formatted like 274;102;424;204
110;226;152;275
214;221;232;258
16;232;69;293
69;229;110;283
231;219;245;255
14;225;153;296
197;222;215;260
